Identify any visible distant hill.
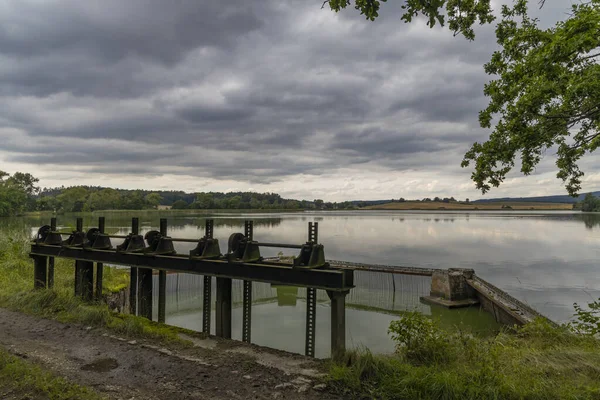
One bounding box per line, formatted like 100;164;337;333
473;192;600;204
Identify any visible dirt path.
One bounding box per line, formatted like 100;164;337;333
0;309;340;399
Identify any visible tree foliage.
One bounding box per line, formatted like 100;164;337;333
0;171;39;217
462;0;600;196
326;0;494;39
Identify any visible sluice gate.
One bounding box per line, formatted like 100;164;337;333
30;217;353;358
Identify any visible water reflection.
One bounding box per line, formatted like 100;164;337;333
152;271;499;358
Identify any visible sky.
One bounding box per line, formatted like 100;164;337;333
0;0;597;202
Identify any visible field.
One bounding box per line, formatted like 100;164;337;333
363;201;574;211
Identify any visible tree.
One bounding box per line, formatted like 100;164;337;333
58;187;89;212
314;199;324;210
462;1;600;196
580;193;600;212
329;1;600;196
145;193;163;209
171;200;188;209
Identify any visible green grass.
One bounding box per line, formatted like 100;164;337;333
0;347;105;400
0;228;192;345
328;317;600;399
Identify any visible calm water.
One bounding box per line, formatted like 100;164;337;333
9;210;600;357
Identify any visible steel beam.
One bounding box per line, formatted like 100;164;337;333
48;218;56;289
202;276;212;334
138;267;153;320
158;218;167;323
216;277;232;339
328;290;349;360
33;256;47;289
76;260;94;301
129;218;139;315
30;245;353;291
95;217;105;300
305;287;316;357
242;281;252;343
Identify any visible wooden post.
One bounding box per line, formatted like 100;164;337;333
95;216;105;301
47;218;56;289
33;256;47;289
327;290;349;360
129;217;139;315
158;218;167;323
215;277;232;339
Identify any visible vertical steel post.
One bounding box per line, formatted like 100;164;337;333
202;275;212;334
242;220;253;343
202;219;213;334
74;218;83;296
33;256;47;289
216;277;232;339
305;287;317;357
242;281;252;343
129;217;139;315
158;218;167;323
305;221;318;357
47;217;56;289
138;218;153;320
327;290;349;360
95;216;105;301
80;260;94;301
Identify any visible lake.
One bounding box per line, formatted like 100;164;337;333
9;210;600;357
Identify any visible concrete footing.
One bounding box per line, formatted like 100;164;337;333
420;268;478;308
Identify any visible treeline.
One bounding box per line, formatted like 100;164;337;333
574;193;600;212
0;171;358;216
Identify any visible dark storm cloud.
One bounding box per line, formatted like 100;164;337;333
0;0;581;194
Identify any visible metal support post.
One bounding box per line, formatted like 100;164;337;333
74;218;83;295
78;261;94;301
241;220;253;342
327;290;349;360
202;275;212;334
95;216;105;300
138;267;153;320
216;277;232;339
47;218;56;289
129;217;139;315
305;287;317;357
158;218;167;323
33;256;47;289
242;281;252;343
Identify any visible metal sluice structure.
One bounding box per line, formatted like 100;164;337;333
29;217;354;358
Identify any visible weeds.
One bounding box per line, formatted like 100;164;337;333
0;227;190;345
330;313;600;399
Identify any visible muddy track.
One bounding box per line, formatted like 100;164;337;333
0;309;341;399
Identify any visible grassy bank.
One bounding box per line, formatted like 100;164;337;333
328;313;600;399
0;228;191;345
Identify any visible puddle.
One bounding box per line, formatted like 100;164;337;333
81;357;119;372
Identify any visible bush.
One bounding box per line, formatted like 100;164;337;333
388;311;457;364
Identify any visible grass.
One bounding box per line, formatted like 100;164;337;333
363;201;574;210
328;315;600;399
0;228;192;345
0;347;105;400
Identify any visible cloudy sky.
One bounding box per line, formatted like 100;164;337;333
0;0;596;201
